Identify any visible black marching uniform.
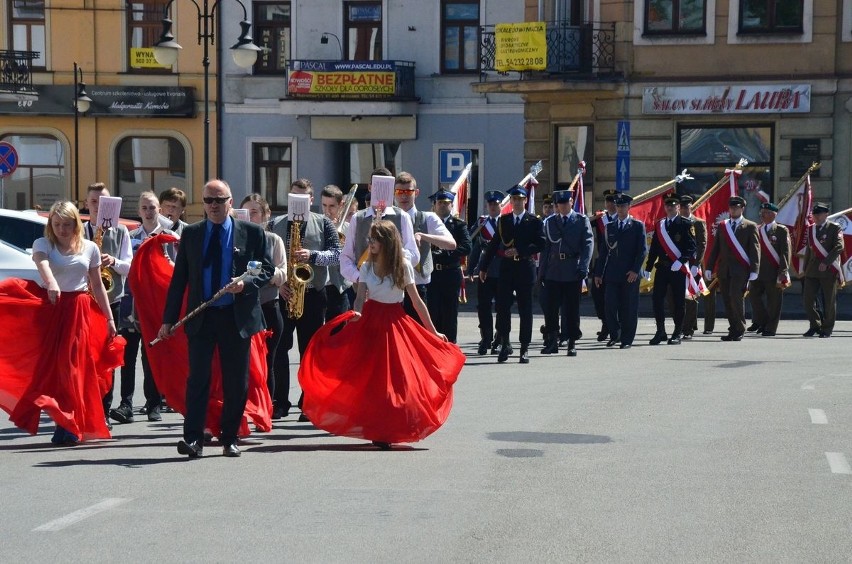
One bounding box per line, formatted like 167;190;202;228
480;207;545;363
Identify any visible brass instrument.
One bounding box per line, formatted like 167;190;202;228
150;261;263;347
335;183;358;245
93;225;115;293
287;218;314;319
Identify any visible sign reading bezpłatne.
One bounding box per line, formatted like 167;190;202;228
288;61;396;98
494;22;547;72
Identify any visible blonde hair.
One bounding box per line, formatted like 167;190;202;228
368;220;407;290
46;200;84;253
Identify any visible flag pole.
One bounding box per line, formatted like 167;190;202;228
692;159;749;209
829;206;852;221
629;169;694;206
777;162;821;209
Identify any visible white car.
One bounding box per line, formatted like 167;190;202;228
0;209;48;282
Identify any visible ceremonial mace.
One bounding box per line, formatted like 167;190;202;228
148;260;263;347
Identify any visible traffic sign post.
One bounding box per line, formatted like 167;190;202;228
616;121;630;192
0;141;19;210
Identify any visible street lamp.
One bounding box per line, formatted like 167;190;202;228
72;61;92;205
320;32;343;59
152;0;261;182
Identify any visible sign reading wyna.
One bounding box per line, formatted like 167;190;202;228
288;61;396;99
643;84;811;115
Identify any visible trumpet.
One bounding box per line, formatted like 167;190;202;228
335;183;358;245
149;261;263;347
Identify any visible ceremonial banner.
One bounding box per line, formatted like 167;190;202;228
693;170;740;270
777;175;814;276
495;22;547;72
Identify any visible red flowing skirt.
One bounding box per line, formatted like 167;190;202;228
298;300;466;443
129;234;272;437
0;279;125;440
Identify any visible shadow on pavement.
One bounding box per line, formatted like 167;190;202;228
487;431;611;444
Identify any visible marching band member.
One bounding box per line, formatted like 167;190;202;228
539;190;593;357
467;190;509;356
646;195;697;346
705;196;760;342
479;185;545;364
320;185;353;320
392;172;457;322
593;193;647;349
427;189;472;343
158;187;188;236
802;202;845;338
748;202;791;337
83;182;132;428
269;179;340;420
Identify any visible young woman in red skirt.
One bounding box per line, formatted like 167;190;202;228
298;220;465;449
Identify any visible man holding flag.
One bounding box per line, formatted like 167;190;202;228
678;195;708;339
645;195;697;345
748;202;791;337
802;202;845;338
706;196;760;341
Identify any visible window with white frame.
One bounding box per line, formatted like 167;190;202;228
645;0;707;35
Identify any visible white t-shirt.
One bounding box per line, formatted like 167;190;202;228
359;258;415;304
32;238;100;292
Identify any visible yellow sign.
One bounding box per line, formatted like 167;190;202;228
130;48;171;69
288;70;396;97
494;22;547;72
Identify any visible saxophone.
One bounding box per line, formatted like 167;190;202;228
93;225;115;294
286;219;314;319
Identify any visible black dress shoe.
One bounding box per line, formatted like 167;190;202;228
519;348;529;364
541;339;558;354
720;334;743;342
177;440;203;458
105;418;113;431
477;341;488;355
298;413;310;423
619;344;631;349
746;324;761;332
497;344;509;363
596;332;608;342
372;441;392;450
681;333;693;340
222;443;241;457
819;331;832;338
761;331;776;337
702;330;713;335
606;338;618;348
649;331;667;345
803;327;819;337
566;340;577;357
667;335;682;345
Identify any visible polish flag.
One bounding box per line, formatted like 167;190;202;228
776;175;814;276
693;168;741;270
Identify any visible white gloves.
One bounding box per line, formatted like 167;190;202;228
670;260;682;272
705;270;713;281
748;272;758;282
690;265;699;277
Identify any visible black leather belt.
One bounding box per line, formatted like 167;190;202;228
434;263;460;271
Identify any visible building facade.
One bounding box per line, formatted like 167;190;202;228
476;0;852;224
220;0;526;222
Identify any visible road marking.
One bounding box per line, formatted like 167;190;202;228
809;409;828;424
826;453;852;475
32;498;130;532
801;376;825;390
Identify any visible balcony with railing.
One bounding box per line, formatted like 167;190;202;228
479;22;617;81
285;60;417;101
0;50;39;97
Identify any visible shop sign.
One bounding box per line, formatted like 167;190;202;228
0;85;195;117
494;22;547;72
129;48;172;69
643;84;810;115
288;61;396;98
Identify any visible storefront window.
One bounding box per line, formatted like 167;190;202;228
645;0;707;35
253;143;292;211
739;0;803;34
677;124;774;222
253;2;290;74
0;133;65;210
116;136;186;217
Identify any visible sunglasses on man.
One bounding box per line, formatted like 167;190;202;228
203;196;230;204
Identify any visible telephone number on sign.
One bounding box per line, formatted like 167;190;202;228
496;57;545;66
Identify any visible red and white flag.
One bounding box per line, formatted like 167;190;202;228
828;209;852;284
776;175;814;276
449;163;471;219
693;168;740;269
573;162;586;215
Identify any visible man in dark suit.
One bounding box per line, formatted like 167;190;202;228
802;202;845;338
749;202;791;337
593;193;647;349
646;195;697;345
479;185;545;364
158;179;273;458
539;190;593;356
427;189;472;343
588;189;619;341
706;196;760;341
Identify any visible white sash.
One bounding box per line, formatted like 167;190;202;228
722;220;751;269
809;224;845;284
656;218;705;297
759;224;790;286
